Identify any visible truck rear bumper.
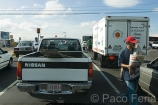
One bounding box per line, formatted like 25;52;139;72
16;81;92;95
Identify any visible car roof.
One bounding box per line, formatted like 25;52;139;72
42;37;80;40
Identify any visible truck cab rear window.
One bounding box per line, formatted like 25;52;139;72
40;39;82;51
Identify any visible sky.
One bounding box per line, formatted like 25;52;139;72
0;0;158;42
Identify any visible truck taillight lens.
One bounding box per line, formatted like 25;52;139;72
14;48;19;51
16;61;22;80
109;55;115;60
88;62;93;78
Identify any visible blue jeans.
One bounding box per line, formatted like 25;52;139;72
124;80;138;105
121;79;138;96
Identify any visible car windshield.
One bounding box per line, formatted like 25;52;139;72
40;39;81;51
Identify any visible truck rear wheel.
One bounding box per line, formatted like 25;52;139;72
93;52;97;60
99;55;105;68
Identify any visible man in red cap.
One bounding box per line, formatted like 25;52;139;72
118;36;139;105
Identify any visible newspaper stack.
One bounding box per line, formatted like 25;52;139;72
129;44;144;79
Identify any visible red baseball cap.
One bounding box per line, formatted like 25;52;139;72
125;36;138;43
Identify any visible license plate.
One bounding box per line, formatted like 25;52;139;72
47;84;62;92
20;48;25;50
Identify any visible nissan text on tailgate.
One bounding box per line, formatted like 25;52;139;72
16;37;93;95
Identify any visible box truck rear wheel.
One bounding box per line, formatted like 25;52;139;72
99;55;105;68
93;52;97;60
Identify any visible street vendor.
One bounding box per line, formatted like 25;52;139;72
118;36;139;105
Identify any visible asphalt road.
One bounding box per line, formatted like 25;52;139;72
0;49;158;105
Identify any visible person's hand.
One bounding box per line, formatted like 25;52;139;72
127;65;131;70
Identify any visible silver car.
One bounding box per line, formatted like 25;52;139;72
82;41;87;50
13;41;33;57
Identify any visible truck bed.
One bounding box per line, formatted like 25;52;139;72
19;51;90;81
23;51;88;58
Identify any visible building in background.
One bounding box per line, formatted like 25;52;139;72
0;31;10;47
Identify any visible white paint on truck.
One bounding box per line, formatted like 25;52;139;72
129;21;149;55
22;68;88;81
107;21;128;55
21;57;89;81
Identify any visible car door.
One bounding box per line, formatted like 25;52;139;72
139;58;158;97
0;49;5;69
150;60;158;96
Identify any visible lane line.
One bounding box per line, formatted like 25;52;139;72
93;63;120;94
0;80;17;96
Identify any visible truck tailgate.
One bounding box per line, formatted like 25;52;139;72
21;58;89;81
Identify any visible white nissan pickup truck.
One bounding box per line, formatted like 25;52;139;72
16;37;93;95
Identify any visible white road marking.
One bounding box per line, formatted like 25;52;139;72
0;80;17;96
93;63;120;94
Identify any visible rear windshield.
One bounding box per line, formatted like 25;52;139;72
40;39;82;51
18;41;32;47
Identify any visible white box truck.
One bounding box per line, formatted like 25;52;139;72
92;16;150;68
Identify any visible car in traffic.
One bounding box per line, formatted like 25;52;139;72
13;41;34;57
139;57;158;98
152;41;158;49
0;48;13;70
16;37;93;96
82;41;87;50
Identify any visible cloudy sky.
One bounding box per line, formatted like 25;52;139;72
0;0;158;41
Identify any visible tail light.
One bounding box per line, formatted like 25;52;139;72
109;55;115;60
88;62;93;78
14;48;19;51
17;61;22;80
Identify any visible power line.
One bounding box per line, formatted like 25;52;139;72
0;9;156;11
0;11;157;15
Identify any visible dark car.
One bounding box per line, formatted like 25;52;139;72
13;41;34;57
139;57;158;98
